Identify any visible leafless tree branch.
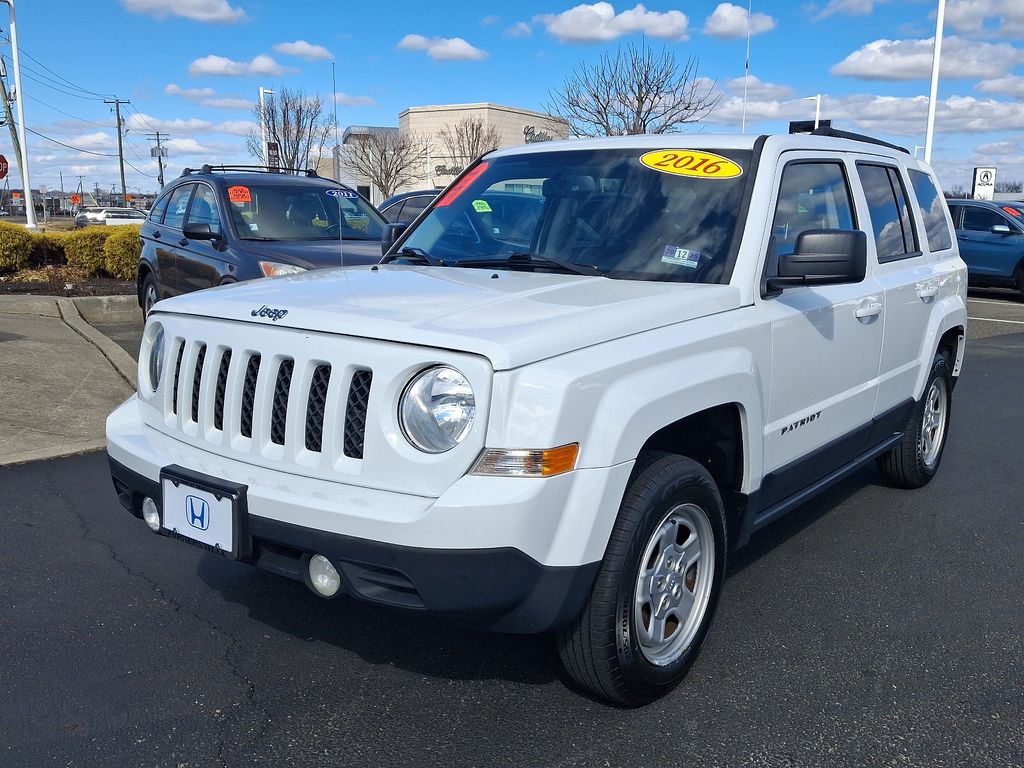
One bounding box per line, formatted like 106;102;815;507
437;116;501;171
341;130;428;199
245;86;333;170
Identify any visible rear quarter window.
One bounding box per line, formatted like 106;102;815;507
908;170;953;251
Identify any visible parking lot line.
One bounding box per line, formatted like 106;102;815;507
967;316;1024;325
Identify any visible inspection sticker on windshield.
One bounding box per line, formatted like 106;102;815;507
640;150;743;179
472;199;492;213
227;185;252;203
327;188;358;198
662;246;701;268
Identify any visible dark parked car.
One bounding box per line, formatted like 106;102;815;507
947;199;1024;297
378;189;438;225
138;166;387;316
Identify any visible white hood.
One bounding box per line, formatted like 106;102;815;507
153;266;743;370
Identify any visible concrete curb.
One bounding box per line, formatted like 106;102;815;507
57;297;139;389
73;294;141;324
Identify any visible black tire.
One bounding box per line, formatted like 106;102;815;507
556;452;726;707
877;354;953;488
141;272;159;319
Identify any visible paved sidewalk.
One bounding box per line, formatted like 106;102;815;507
0;295;140;466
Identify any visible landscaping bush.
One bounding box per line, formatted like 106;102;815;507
0;221;35;273
103;225;142;280
29;231;67;268
63;227;114;275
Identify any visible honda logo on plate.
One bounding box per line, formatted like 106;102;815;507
185;495;211;531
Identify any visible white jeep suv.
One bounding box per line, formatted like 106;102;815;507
107;130;967;706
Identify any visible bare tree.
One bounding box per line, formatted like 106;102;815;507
545;44;720;137
341;129;427;199
245;86;333;170
995;179;1023;193
437;116;501;171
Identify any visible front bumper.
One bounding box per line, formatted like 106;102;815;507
107;397;632;633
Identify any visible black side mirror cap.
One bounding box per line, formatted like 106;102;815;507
381;222;409;255
183;221;218;241
767;229;867;291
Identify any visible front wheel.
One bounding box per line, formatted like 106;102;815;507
877;353;953;488
556;453;726;706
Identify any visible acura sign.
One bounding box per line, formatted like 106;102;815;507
972;167;996;200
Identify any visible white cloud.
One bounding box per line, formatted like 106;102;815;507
397;34;488;61
121;0;246;23
334;92;378;107
537;3;688;43
976;74;1024;98
975;139;1021;155
187;54;289;77
165;83;215;98
506;21;532;37
69;132;116;150
703;3;776;39
124;113;214;134
202;97;252;109
273;40;333;61
214;119;256;136
480;14;501;25
946;0;1024;37
831;36;1024;81
724;75;794;100
813;0;887;20
164;138;210;154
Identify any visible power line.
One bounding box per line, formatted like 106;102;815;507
1;33;114;99
24;93;108;128
21;125;119;156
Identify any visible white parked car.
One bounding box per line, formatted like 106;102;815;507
107;129;967;705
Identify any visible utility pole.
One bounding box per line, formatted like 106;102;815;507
0;55;21;170
0;2;35;228
105;98;129;206
146;131;167;188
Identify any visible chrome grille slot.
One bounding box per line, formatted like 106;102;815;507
240;354;261;439
270;359;294;446
304;364;331;452
190;344;206;423
213;349;231;431
343;369;372;459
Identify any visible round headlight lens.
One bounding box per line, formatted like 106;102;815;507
399;366;476;453
147;324;165;393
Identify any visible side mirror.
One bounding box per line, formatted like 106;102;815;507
990;224;1014;235
381;222;409;254
183;221;218;241
767;229;867;292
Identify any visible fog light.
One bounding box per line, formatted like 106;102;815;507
308;554;342;598
141;497;161;532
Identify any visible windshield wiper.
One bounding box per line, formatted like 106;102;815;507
381;246;445;266
456;252;600;276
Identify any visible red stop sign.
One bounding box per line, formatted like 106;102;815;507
0;154;7;180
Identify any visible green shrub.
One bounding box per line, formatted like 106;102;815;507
63;227;114;275
103;225;142;279
29;231;67;268
0;221;35;273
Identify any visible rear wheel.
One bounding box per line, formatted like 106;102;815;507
141;273;159;319
556;453;726;706
877;353;953;488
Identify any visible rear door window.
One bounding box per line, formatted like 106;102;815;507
149;192;171;224
163;184;195;231
907;170;953;251
857;164;919;261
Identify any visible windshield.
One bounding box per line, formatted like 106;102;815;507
227;184;385;241
400;147;751;282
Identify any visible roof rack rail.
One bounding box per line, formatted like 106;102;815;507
806;127;910;155
179;165;320;178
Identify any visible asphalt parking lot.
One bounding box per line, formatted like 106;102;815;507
2;292;1022;767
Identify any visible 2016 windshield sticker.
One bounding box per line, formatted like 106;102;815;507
472;199;492;213
228;185;252;203
661;246;701;268
639;150;743;179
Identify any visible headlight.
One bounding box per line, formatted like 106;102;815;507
259;261;307;277
146;323;165;393
399;366;475;453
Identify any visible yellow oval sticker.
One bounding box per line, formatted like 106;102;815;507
639;150;743;179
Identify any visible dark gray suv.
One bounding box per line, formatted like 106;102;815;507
138;166;386;316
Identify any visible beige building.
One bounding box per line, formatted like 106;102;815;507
327;102;569;205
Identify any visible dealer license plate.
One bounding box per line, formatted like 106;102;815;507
161;472;240;558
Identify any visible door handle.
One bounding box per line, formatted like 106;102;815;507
178;238;189;247
916;285;939;299
855;301;883;319
152;230;161;239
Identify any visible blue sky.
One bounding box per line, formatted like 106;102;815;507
5;0;1024;196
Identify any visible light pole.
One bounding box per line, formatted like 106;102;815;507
258;86;273;166
1;0;36;229
924;0;946;163
803;94;822;129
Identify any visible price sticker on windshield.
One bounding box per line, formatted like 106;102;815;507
639;150;743;179
227;185;252;203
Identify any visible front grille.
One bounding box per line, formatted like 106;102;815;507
304;365;331;452
343;370;372;459
270;359;294;446
240;354;261;439
159;337;373;467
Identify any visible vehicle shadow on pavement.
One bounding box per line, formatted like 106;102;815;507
196;557;565;687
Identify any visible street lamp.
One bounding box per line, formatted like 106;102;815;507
803;94;822;130
259;86;274;166
0;0;36;229
924;0;946;163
